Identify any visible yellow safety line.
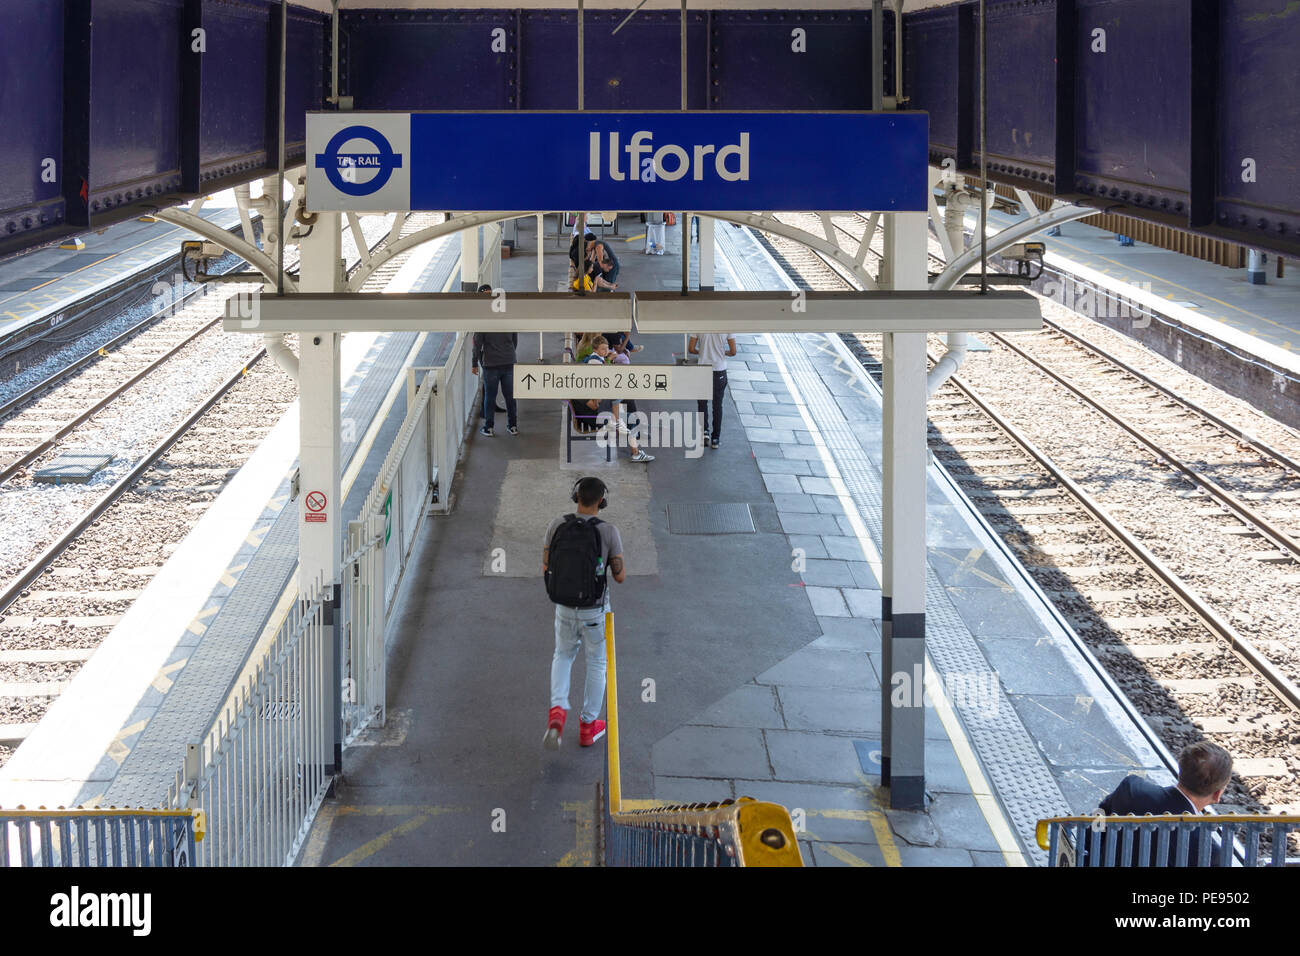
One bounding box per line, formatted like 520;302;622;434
604;611;622;815
923;652;1026;865
328;814;430;867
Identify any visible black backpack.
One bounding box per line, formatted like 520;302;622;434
545;515;606;608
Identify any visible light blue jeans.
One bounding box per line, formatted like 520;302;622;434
551;603;607;724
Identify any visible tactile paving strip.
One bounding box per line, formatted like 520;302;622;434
767;331;1070;864
667;502;756;534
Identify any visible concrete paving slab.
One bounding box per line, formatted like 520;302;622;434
685;683;783;730
944;586;1052;640
651;725;772;781
765;729;868;785
927;792;1004;852
757;645;877;689
779;686;881;734
772;493;819;513
1012;694;1154;771
787;534;829;559
798;558;857;587
804;586;850;617
843;588;882;619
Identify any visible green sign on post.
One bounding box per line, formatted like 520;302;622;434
383;490;393;546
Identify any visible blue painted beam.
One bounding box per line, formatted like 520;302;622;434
0;4;1297;260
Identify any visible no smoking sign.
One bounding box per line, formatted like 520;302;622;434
305;490;328;523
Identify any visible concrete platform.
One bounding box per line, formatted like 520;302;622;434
0;203;245;344
299;217;1170;867
979;206;1300;428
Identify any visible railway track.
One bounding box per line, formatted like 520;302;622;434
0;212;424;764
756;214;1300;843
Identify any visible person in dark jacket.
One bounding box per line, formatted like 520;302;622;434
1091;741;1233;866
472;293;519;435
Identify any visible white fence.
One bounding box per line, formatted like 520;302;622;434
169;580;333;867
171;331;480;865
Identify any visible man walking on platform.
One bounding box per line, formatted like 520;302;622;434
472;291;518;436
688;332;737;449
543;477;626;750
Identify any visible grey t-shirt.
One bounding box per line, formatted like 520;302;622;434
544;514;623;579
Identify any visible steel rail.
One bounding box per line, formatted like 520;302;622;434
988;330;1300;561
831;208;1300;546
0;349;267;615
0;280;216;422
0;313;228;483
935;363;1300;714
766;220;1300;716
1038;316;1300;476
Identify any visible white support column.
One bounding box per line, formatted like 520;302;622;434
296;210;343;776
297;212;343;593
880;211;929;810
460;224;480;291
699;215;715;291
536;214;545;359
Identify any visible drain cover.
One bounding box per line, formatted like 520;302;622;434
33;451;113;484
666;502;756;534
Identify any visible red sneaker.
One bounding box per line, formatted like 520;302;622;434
579;719;607;747
543;707;566;750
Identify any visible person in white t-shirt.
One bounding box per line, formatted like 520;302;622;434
688;333;737;449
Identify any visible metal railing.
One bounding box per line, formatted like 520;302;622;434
599;611;802;867
430;332;479;513
605;798;803;867
164;334;479;866
341;512;386;745
168;581;333;867
1037;814;1300;867
1;807;201;867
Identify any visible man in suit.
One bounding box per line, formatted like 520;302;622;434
1091;740;1233;866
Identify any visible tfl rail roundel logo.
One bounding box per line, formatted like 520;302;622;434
314;125;404;197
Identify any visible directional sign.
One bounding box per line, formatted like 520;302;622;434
513;364;715;401
307;112;928;213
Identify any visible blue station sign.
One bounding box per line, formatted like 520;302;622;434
306;112;928;213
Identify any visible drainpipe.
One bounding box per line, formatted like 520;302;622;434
264;334;299;382
926;333;967;396
928;185;977;395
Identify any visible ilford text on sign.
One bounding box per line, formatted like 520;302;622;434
307;112;928;213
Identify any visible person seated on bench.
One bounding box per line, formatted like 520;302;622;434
579;337;653;463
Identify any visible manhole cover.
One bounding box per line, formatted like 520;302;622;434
666;502;755;534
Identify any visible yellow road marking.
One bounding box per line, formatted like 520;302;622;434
104;718;151;766
300;804;464;867
329;814;430;867
813;839;873;867
150;657;188;694
219;563;248;588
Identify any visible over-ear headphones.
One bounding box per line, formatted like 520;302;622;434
571;476;608;510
